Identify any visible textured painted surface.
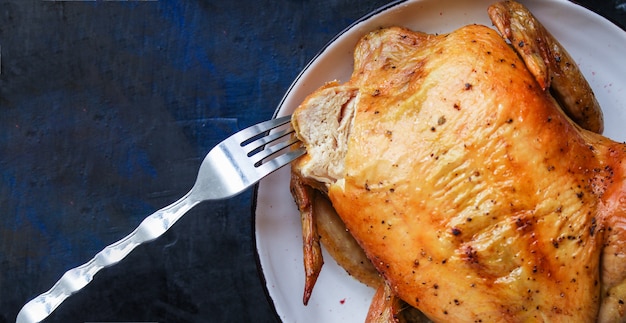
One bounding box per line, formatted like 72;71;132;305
0;0;623;322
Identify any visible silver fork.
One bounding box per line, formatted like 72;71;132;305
16;115;305;323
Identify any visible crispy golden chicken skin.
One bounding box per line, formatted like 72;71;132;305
290;3;625;322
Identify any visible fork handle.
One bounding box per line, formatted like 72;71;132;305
16;191;201;323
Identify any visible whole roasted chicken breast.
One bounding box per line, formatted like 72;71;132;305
289;2;626;322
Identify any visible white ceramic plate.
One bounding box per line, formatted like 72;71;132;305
254;0;626;322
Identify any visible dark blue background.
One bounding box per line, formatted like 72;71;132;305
0;0;624;322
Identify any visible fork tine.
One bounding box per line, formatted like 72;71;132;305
243;127;293;155
251;135;300;165
232;115;292;144
256;146;306;178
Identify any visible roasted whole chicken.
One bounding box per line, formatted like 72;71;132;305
289;1;625;322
